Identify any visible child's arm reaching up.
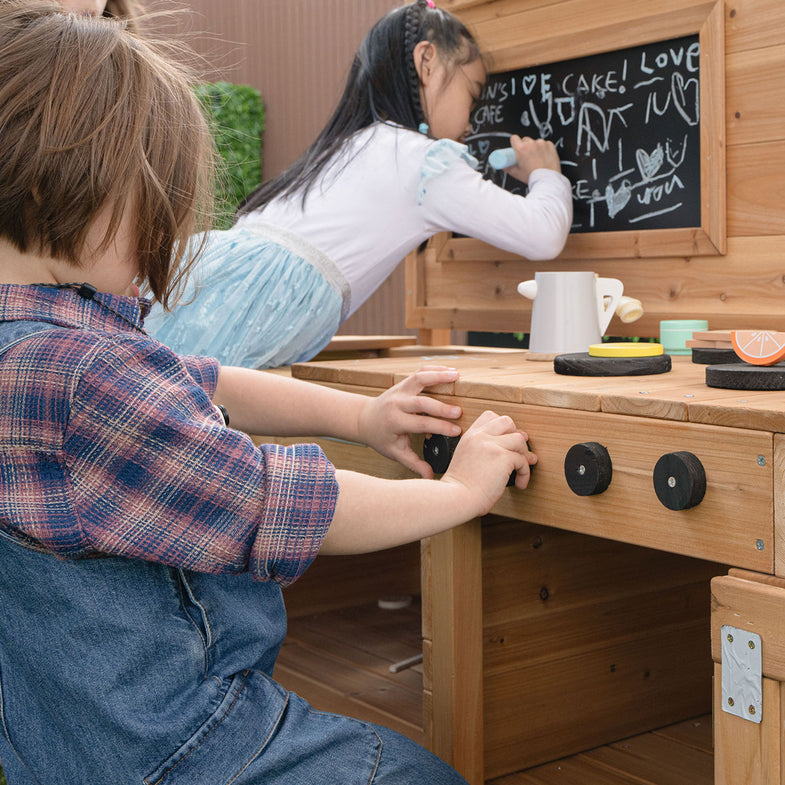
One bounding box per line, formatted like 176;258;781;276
213;364;463;477
322;410;536;555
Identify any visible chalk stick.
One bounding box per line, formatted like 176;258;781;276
489;148;517;169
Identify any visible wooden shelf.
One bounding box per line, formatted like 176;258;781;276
275;598;713;785
491;715;713;784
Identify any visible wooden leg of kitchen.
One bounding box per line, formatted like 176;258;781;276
421;519;484;785
417;328;453;346
711;571;785;784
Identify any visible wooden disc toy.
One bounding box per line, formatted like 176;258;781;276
589;342;663;358
705;363;785;390
554;352;671;376
690;347;744;365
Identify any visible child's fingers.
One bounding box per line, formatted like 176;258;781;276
514;466;533;490
414;364;458;373
392;445;435;479
412;417;462;439
466;409;502;429
405;367;459;391
494;430;529;453
469;411;517;435
491;432;535;490
407;393;462;422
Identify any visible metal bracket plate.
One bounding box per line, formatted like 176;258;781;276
721;625;762;724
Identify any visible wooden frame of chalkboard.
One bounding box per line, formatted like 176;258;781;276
430;1;725;262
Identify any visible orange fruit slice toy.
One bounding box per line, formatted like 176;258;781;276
731;330;785;366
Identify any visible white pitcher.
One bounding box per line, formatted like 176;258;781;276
517;271;624;354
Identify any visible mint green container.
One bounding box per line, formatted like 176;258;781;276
659;319;709;355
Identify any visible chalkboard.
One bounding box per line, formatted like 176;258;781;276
466;34;701;234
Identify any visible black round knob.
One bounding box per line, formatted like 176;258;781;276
422;433;521;487
564;442;612;496
653;451;706;510
423;434;460;475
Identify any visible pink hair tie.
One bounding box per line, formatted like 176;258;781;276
426;0;435;7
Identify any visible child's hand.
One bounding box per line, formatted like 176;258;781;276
441;410;537;517
505;135;562;183
357;366;463;477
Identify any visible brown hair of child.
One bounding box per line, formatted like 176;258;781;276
0;0;215;307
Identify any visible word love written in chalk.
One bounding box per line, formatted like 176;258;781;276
466;34;701;233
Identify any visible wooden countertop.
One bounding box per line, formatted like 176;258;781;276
293;351;785;433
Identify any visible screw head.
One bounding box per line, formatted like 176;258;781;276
578;465;586;475
749;640;756;650
667;476;677;488
728;697;735;707
749;705;756;715
727;633;734;643
757;539;765;551
757;455;767;467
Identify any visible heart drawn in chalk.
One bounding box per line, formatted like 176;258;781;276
478;140;490;155
521;74;537;94
605;181;631;219
635;144;664;181
671;72;700;126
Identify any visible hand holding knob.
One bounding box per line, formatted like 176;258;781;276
423;433;522;486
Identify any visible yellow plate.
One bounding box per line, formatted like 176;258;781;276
589;342;664;358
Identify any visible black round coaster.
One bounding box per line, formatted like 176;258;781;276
705;363;785;390
691;347;744;365
553;352;672;377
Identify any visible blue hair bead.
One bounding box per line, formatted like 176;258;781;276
418;122;429;135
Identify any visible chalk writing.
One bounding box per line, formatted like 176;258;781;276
466;34;701;233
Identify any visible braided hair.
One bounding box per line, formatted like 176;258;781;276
238;1;482;214
404;0;429;130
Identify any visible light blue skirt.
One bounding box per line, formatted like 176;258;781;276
145;226;350;369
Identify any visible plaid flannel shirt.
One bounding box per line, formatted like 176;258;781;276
0;285;337;586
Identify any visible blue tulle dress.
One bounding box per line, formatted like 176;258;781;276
145;224;350;369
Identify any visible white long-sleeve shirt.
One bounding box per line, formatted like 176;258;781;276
236;122;573;317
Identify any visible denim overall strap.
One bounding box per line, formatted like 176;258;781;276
0;320;59;356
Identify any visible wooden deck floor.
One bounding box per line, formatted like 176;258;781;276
276;598;426;745
275;600;713;785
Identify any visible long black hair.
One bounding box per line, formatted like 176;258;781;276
237;0;481;214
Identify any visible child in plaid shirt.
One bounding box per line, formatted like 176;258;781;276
0;4;535;784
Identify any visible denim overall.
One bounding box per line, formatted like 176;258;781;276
0;320;466;785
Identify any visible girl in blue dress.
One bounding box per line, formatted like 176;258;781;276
145;0;572;368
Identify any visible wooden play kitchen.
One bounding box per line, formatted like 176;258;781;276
260;0;785;783
286;349;784;784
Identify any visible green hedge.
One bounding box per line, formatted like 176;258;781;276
194;81;265;230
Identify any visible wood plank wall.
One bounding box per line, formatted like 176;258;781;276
408;0;785;338
155;0;415;337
